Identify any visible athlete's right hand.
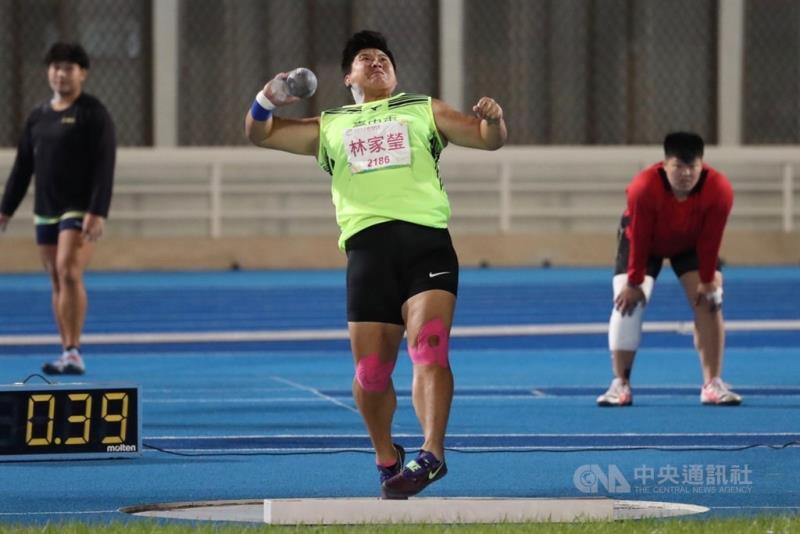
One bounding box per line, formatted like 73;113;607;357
262;73;300;107
0;213;10;232
473;96;504;124
614;285;646;316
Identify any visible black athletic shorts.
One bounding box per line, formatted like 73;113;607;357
35;217;83;245
613;216;719;279
345;220;459;324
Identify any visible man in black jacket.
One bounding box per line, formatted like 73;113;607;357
1;42;116;374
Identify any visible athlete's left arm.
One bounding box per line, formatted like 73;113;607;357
432;97;507;150
696;176;734;284
86;104;117;220
83;105;116;242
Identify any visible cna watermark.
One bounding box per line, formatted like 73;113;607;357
573;463;753;495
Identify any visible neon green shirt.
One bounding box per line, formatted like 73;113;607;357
318;93;449;249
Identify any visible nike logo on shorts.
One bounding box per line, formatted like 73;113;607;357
428;271;451;278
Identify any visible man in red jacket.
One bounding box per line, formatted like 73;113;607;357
598;132;741;407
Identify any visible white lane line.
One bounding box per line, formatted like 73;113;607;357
270;376;359;414
2;319;798;345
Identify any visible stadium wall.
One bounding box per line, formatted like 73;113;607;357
0;146;797;272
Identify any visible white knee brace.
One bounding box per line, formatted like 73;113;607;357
608;274;654;352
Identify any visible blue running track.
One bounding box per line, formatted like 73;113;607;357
0;267;798;525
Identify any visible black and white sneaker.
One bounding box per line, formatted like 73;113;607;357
42;348;86;375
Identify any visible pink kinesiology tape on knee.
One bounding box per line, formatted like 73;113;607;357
355;353;396;392
408;318;450;368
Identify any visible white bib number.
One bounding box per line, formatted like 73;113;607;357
343;121;411;174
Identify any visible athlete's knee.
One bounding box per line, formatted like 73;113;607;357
612;274;654;302
56;264;82;286
355;352;396;392
696;285;724;313
609;274;654;352
408;317;450;368
609;306;645;351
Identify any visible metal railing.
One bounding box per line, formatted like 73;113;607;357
0;146;797;238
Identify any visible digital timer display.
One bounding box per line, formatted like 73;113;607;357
0;382;140;461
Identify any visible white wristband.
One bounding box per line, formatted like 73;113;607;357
256;91;276;110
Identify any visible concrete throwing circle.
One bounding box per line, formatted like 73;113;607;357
122;497;708;524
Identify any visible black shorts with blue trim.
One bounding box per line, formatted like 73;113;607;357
345;220;459;325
